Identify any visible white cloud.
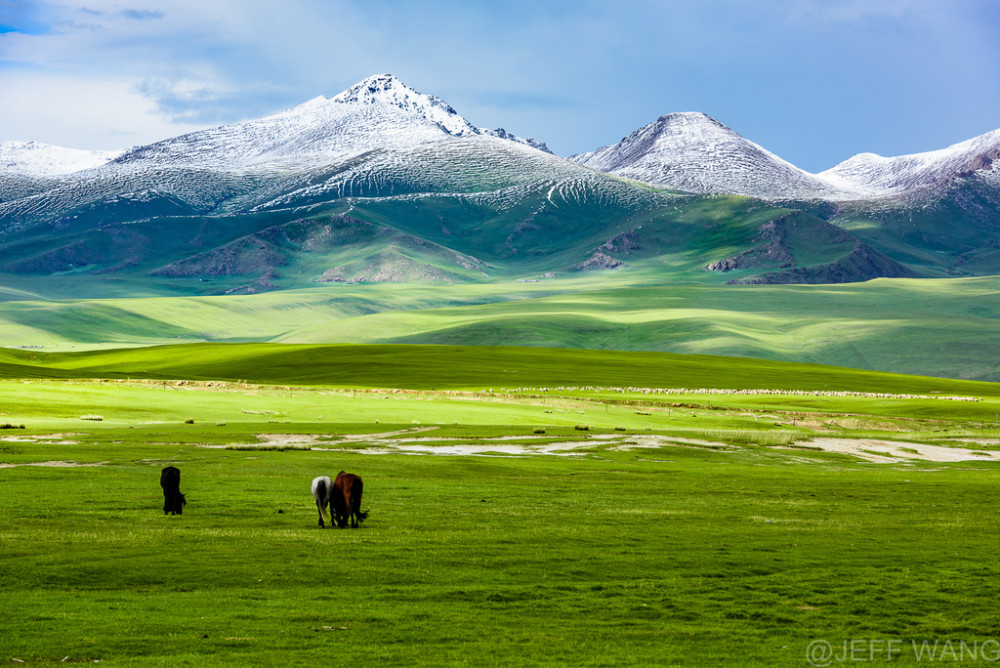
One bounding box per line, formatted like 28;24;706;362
0;70;211;149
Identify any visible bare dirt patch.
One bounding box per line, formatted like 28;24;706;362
792;438;1000;463
610;435;732;451
201;427;441;450
1;433;82;445
0;460;108;469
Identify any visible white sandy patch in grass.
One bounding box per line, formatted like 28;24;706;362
351;441;595;457
203;431;741;457
196;430;999;462
610;435;732;451
203;427;442;449
0;460;107;469
794;438;1000;463
1;433;81;444
205;428;605;456
314;432;730;457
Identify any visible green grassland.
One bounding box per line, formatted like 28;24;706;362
1;345;999;665
2;274;1000;381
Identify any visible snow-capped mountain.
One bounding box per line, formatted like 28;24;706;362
571;112;1000;203
0;141;122;177
108;74;550;173
820;128;1000;199
0;74;625;226
330;74;550;152
5;74;1000;295
570;112;861;200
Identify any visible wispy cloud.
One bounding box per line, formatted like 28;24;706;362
119;8;165;21
0;0;997;168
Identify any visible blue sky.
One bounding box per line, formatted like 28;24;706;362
1;0;998;171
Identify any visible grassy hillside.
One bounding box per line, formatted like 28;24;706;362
3;342;999;400
2;187;959;298
2;275;999;381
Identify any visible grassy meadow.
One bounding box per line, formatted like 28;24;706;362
2;274;1000;381
1;345;999;666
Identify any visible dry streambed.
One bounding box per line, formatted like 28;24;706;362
202;429;1000;463
790;438;1000;463
2;430;996;464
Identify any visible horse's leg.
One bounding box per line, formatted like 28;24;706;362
333;493;347;528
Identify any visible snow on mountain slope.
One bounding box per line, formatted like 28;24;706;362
570;112;861;200
332;74;550;151
0;74;642;227
0;141;122;176
572;112;1000;203
107;73;548;172
820;128;1000;199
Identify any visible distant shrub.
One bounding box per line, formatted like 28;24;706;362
184;418;195;424
80;415;103;421
614;425;626;431
0;423;25;429
574;424;589;431
533;428;546;434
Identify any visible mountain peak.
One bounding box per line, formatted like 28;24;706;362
333;74;420;104
571;112;854;200
327;75;549;150
658;111;721;124
331;74;478;137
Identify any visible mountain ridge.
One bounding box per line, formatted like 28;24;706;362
5;76;998;206
3;73;1000;295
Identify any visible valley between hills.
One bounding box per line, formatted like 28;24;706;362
3;74;1000;381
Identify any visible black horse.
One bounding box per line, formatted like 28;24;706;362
160;466;187;515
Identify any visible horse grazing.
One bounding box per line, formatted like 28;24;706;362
160;466;186;515
333;471;368;528
311;476;334;528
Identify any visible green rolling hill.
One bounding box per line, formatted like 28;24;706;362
3;75;1000;386
3;341;999;397
1;275;999;382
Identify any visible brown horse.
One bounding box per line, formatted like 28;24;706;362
333;471;368;528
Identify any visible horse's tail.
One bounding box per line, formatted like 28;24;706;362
179;492;187;508
318;501;331;525
314;478;331;525
353;479;367;523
